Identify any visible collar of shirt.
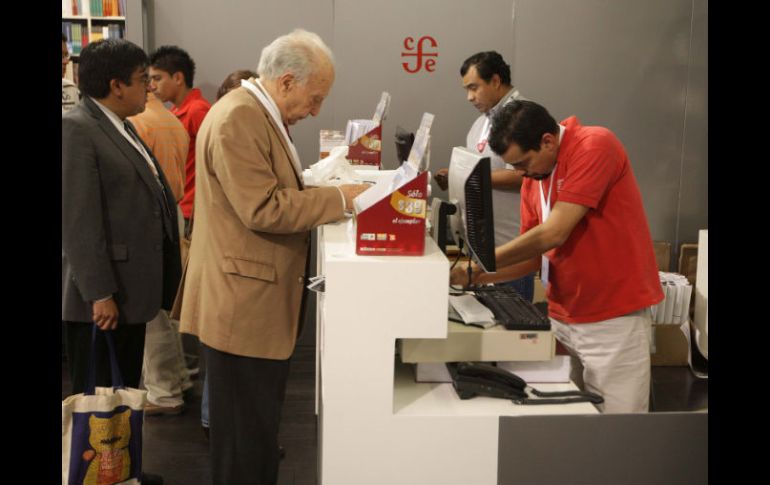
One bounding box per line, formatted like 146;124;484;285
252;79;284;124
241;78;304;184
486;87;521;120
171;87;204;117
90;97;160;179
90;96;127;132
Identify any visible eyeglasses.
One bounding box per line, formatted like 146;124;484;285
131;73;150;86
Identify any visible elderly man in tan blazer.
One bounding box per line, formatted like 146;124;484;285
179;29;368;485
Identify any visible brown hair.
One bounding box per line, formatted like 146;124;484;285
216;69;257;101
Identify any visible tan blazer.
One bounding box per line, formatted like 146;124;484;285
179;83;344;359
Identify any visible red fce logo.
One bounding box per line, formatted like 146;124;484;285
401;36;438;73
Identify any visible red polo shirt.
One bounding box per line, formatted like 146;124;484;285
171;88;211;219
520;116;663;323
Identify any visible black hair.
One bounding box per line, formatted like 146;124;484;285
149;45;196;88
62;33;67;43
489;100;559;155
460;51;511;86
77;39;148;99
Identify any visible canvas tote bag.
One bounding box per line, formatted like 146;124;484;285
62;326;147;484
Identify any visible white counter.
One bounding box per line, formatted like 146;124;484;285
315;219;598;485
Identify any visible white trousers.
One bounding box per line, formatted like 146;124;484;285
142;310;192;406
550;308;652;413
141;205;191;406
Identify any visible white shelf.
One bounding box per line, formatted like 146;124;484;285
393;360;598;417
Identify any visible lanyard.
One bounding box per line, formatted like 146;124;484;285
538;163;557;287
476;88;520;153
476;117;492;152
240;79;304;183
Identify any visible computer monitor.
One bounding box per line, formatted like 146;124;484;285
447;146;496;273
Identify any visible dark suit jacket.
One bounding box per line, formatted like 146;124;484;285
62;96;182;324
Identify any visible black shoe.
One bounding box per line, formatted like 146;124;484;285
202;425;209;441
279;445;286;461
141;472;164;485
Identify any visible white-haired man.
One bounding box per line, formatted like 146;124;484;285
179;29;369;484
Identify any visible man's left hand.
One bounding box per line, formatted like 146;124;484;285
450;261;475;287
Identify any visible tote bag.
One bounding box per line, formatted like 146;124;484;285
62;326;147;485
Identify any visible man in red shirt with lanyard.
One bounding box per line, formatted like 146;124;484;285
451;100;663;413
149;45;212;230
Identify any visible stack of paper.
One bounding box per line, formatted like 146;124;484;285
651;272;693;324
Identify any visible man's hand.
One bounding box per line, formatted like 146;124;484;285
92;298;119;330
433;168;449;191
450;261;479;287
338;184;371;210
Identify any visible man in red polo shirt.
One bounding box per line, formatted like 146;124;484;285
450;100;663;413
149;45;212;229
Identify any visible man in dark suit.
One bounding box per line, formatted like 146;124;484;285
62;39;181;406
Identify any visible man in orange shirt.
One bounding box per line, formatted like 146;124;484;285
129;92;187;201
148;45;211;230
128;92;192;416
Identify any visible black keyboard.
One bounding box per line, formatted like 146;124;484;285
473;286;551;331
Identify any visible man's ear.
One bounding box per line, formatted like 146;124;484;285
110;78;123;98
540;133;555;147
172;71;185;86
541;132;557;152
277;72;295;95
490;73;502;89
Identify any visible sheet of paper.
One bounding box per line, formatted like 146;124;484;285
352;162;417;214
372;92;391;124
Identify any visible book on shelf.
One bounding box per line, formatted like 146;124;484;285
89;27;103;43
73;24;81;54
62;0;83;17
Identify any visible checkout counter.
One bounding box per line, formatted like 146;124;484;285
314;219;599;485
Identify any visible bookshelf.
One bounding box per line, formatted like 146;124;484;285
62;1;127;55
62;0;127;83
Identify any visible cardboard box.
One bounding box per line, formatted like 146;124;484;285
650;323;689;366
347;124;382;167
653;241;671;272
399;321;555;363
533;276;547;303
678;243;699;286
355;171;428;256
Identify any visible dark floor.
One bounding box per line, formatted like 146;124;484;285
62;343;708;485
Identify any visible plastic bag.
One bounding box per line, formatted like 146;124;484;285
307;145;358;186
